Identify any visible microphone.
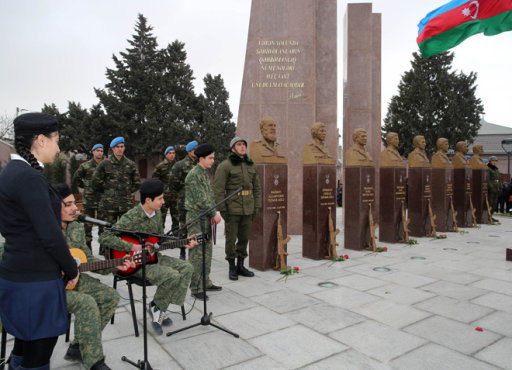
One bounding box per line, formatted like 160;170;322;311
77;214;112;227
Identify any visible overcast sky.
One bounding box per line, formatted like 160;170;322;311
1;0;511;133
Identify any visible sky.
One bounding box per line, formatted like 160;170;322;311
1;0;511;135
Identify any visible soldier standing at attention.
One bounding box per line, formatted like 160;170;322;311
487;156;502;219
185;143;222;301
152;146;178;229
213;137;261;281
93;137;141;254
169;140;198;260
54;184;134;370
72;143;104;249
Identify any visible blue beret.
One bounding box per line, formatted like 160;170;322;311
91;144;103;151
186;140;198;152
164;146;175;155
110;137;125;148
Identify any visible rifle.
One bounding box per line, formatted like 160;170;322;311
399;200;410;243
325;206;340;259
485;195;493;223
427;199;437;237
368;202;378;252
449;196;459;232
469;197;478;227
274;211;290;270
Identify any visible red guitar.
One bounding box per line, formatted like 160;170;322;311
111;234;205;276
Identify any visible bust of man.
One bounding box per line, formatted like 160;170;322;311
345;128;374;167
302;121;336;165
249;117;287;164
380;132;405;167
452;141;470;169
469;144;486;169
431;138;452;168
408;135;431;168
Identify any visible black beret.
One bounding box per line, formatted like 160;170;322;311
14;113;58;137
53;183;72;199
194;143;214;158
140;179;164;198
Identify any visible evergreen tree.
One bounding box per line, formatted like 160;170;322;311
383;52;484;157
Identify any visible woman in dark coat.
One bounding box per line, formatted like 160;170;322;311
0;113;79;370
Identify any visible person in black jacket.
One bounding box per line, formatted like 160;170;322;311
0;113;79;370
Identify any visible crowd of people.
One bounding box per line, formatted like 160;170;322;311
0;113;261;369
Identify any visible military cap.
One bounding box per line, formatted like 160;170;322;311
53;183;72;199
230;136;247;148
92;144;103;151
186;140;198;152
14;113;58;137
164;146;175;155
110;137;124;148
489;156;498;161
195;143;214;158
140;179;164;199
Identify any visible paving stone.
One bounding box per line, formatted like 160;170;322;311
414;296;493;323
249;325;346;369
329;320;426;362
475;337;512;369
472;292;512;313
224;355;286;370
283;274;331;294
331;273;388;291
197;288;257;316
421;268;483;285
223;275;283;297
254;289;321;313
404;315;501;354
421;280;487;301
472;267;512;282
366;283;435;305
376;270;437;288
300;263;355;280
471;278;512;296
353;299;431;328
472;311;512;337
311;286;380;309
302;349;392;370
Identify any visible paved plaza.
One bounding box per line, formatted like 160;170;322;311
2;209;512;369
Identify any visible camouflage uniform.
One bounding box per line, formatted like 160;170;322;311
488;162;502;212
72;158;102;248
185;164;216;294
152;158;178;229
169;155;197;239
99;204;193;310
63;221;119;370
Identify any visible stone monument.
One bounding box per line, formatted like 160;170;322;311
452;141;475;227
237;0;337;234
249;117;289;270
431;138;456;232
407;135;435;237
344;128;376;250
302;121;337;259
469;144;490;224
379;132;407;243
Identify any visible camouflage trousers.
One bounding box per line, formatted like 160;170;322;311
489;191;499;213
82;207;98;249
177;197;188;239
224;214;253;260
132;254;193;310
66;274;119;370
187;216;213;294
161;194;179;232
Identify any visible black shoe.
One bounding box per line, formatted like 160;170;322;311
237;258;255;277
179;247;186;261
91;359;112;370
228;259;238;281
192;292;209;301
64;343;82;362
206;284;222;291
148;302;172;329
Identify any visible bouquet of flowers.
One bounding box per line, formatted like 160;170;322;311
278;266;299;282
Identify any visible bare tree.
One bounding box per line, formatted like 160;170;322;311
0;113;14;140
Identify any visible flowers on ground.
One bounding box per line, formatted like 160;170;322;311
407;239;418;245
376;246;388;253
330;254;349;262
436;234;447;239
278;265;300;282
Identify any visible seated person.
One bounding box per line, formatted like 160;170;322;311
99;179;196;335
54;183;135;370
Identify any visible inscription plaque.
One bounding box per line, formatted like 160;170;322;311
431;168;455;232
379;167;407;243
408;167;433;236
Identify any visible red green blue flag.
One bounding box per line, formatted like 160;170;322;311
417;0;512;57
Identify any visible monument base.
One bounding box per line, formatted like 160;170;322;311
472;169;490;224
303;165;337;259
453;168;473;227
344;167;376;250
431;168;454;232
379;167;407;243
408;167;433;237
249;164;288;271
507;248;512;262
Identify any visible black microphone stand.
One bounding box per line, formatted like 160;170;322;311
166;187;242;338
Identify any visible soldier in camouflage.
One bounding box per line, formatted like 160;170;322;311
54;184;135;370
185;143;222;301
99;179;196;335
152;146;178;229
72;143;104;249
169;140;198;259
92;137;140;254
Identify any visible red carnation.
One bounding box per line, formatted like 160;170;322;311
294;266;299;272
344;255;349;259
383;247;388;251
475;327;483;332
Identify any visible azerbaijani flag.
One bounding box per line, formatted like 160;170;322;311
417;0;512;57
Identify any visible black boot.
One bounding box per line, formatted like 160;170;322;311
64;342;82;362
179;247;186;260
228;259;238;280
91;358;112;370
237;258;255;277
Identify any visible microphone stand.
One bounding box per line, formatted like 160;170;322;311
166;187;242;338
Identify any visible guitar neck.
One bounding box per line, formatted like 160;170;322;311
158;237;200;252
78;257;126;273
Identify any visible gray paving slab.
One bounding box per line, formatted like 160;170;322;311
472;292;512;313
414;296;494;323
353;299;432;328
330;273;388;291
420;280;488;301
253;288;321;313
475;337;512;370
376;270;437;288
471;311;512;337
366;283;435;305
471;278;512;296
311;285;380;309
302;349;392;370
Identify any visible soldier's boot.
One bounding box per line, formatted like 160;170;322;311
7;353;23;370
228;259;238;280
91;359;112;370
179;247;186;261
64;343;82;362
237;258;254;277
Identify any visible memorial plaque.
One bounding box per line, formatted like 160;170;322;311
431;168;455;232
408;167;433;236
344;167;376;250
249;164;288;270
379;167;407;243
472;169;490;224
453;167;473;227
303;165;337;259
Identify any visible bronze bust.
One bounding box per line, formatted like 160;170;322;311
302;121;336;165
431;138;452;168
469;144;486;169
249;117;287;164
345;128;374;167
452;141;470;169
380;132;405;167
408;135;431;168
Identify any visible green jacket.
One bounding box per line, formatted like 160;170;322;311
213;153;262;215
169;155;197;205
71;158;101;209
152;159;176;197
99;204;163;253
488;163;502;193
185;164;217;220
92;155;141;213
